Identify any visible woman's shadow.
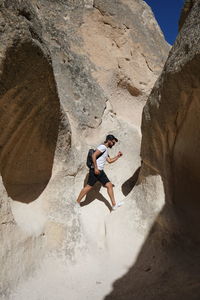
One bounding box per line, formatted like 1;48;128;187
80;174;113;212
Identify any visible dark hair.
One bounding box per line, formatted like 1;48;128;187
105;134;118;142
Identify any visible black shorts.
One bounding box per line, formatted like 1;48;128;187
87;169;110;186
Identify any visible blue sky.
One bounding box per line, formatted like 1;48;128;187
144;0;185;45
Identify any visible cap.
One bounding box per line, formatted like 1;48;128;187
106;134;118;142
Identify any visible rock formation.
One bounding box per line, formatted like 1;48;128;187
0;0;170;299
106;0;200;299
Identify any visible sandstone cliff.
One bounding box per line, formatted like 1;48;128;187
0;0;169;299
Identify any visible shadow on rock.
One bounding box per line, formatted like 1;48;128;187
121;167;141;196
0;42;70;203
80;174;113;212
105;203;200;300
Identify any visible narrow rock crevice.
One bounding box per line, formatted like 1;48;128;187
141;53;154;72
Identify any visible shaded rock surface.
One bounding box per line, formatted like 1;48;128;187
0;0;170;299
179;0;196;31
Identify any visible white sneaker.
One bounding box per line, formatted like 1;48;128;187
112;201;124;210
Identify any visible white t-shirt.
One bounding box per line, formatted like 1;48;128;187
96;144;108;170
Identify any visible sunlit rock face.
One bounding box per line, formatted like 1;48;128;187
105;1;200;299
0;0;170;299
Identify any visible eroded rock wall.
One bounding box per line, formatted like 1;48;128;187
0;2;72;296
141;0;200;239
106;1;200;299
